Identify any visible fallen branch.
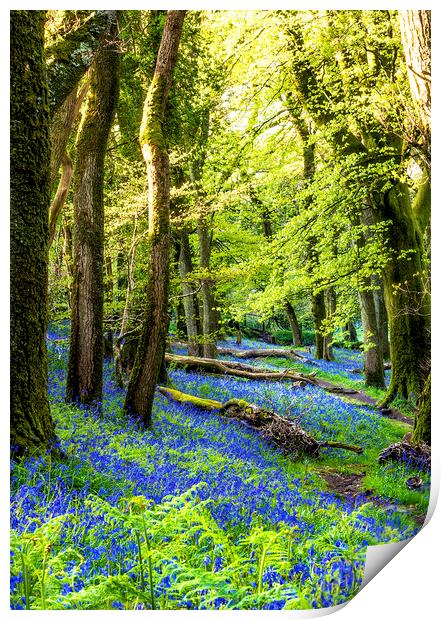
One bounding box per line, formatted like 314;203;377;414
164;353;314;386
217;346;311;363
158;386;363;459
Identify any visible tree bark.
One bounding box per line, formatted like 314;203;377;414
217;346;307;362
413;372;430;445
324;287;336;361
178;231;203;356
285;301;302;346
48;149;73;246
197;217;218;358
378;183;430;405
311;291;326;360
49;81;89;187
66;16;119;405
10;10;57;455
124;10;186;425
372;276;390;360
165;353;314;384
346;320;358;343
359;286;385;388
113;221;138;388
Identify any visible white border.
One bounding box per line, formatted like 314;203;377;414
2;2;439;619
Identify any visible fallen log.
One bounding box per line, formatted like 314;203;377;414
165;353;314;386
217;346;311;363
157;386;363;459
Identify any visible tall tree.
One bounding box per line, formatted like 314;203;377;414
399;10;431;442
284;12;429;401
66;13;119;405
124;10;186;425
10;11;57;455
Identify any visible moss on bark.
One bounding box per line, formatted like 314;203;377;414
66;17;119;406
10;11;57;456
379;182;430;406
413;372;430;444
124;11;186;426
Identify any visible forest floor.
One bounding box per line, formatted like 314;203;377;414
10;329;430;611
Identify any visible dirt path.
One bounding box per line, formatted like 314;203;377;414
312;378;413;425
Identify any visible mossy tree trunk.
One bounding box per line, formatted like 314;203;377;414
179;230;203;357
124;10;186;426
413;372;430;445
378;183;430;405
66;16;119;406
372;276;390;360
10;10;57;456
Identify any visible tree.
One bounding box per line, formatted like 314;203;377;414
399;10;431;441
10;11;57;455
124;10;186;426
283;11;429;401
66;13;119;405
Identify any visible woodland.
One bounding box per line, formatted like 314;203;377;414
10;9;431;610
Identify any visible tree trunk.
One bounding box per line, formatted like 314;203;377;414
176;298;187;339
324;287;336;361
346;320;358;342
217;347;307;362
197;217;218;358
285;301;302;346
379;183;430;405
372;276;390;360
178;230;203;357
10;10;57;456
50;81;89;187
66;17;119;405
164;353;313;384
124;10;186;425
359;287;385;388
113;222;138;388
311;291;326;359
48;149;73;246
413;372;430;445
356;211;385;388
